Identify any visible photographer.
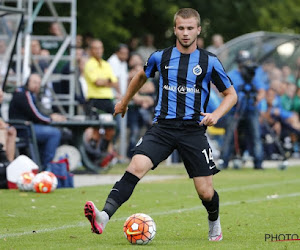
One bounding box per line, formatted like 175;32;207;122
219;50;265;169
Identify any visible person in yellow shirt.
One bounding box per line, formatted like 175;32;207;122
83;39;119;168
84;39;119;113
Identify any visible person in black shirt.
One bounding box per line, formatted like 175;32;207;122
9;74;66;169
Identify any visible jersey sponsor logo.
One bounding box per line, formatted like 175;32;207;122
126;229;142;235
192;65;202;76
163;84;200;94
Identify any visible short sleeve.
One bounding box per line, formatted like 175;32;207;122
144;52;157;78
211;57;233;92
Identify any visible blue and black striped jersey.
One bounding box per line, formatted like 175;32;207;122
144;46;232;123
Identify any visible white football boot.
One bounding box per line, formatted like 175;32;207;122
84;201;109;234
208;216;223;241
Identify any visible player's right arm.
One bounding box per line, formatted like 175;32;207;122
114;69;148;117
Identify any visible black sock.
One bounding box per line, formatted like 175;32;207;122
102;171;140;218
201;190;219;221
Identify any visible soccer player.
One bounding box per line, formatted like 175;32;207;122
84;8;237;241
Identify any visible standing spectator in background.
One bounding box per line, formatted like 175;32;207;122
83;32;94;51
128;37;140;53
40;22;65;73
293;87;300;115
219;50;265;170
84;39;119;116
108;44;129;147
83;39;119;164
77;55;89;104
206;34;224;54
253;59;274;90
76;34;84;49
126;53;155;158
41;22;64;55
30;40;49;74
282;65;296;85
197;36;205;48
280;82;297;111
9;74;66;169
0;89;16;162
108;44;129;100
136;33;156;63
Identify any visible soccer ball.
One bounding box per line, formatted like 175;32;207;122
42;171;58;191
17;172;36;191
123;213;156;245
32;172;54;193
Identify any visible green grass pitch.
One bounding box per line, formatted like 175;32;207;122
1;165;300;249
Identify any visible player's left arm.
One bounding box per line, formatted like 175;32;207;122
200;56;237;126
200;86;237;126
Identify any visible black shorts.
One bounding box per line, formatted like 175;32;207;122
133;120;220;178
88;99;114;114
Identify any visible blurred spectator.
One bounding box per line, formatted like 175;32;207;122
280;82;297;111
295;56;300;88
83;39;118;162
197;37;204;49
126;53;155;158
260;88;300;157
83;32;94;50
269;67;283;82
76;34;83;48
253;59;274;90
219;50;264;169
77;55;89;103
84;39;119;114
282;65;296;84
40;22;66;73
108;44;129;98
128;37;140;53
0;89;16;162
41;22;63;55
30;39;49;74
206;34;224;54
136;33;156;63
292;87;300;115
108;44;129;143
57;48;86;113
8;74;66;169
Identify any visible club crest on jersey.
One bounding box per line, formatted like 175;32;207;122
193;65;202;76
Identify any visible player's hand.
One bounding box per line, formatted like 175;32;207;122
113;100;128;118
199;112;219;126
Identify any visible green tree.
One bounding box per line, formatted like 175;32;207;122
77;0;144;58
75;0;300;55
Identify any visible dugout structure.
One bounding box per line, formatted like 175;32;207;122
215;31;300;73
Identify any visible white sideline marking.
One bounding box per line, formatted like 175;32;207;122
1;182;300;239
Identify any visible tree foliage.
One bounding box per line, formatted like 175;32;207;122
75;0;300;57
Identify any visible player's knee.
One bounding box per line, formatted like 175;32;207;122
198;189;214;201
126;164;146;179
126;155;152;178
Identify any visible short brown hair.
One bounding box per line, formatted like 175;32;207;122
174;8;201;27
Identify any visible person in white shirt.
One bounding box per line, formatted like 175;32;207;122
108;44;130;158
107;44;129;99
